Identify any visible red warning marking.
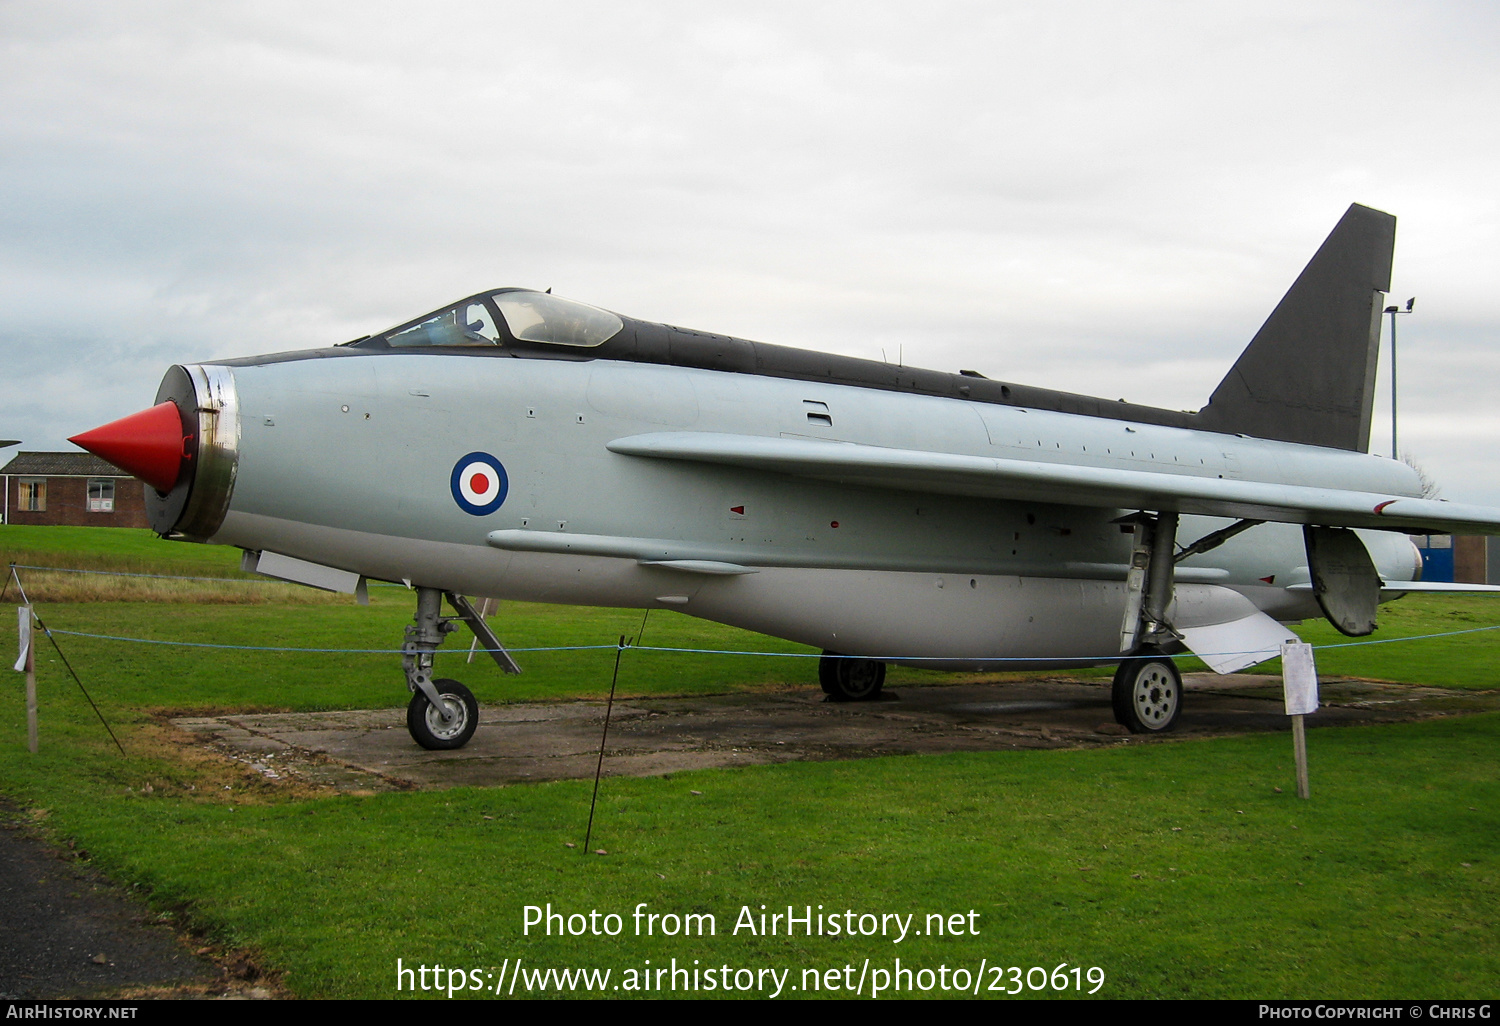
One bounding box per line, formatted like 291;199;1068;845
830;521;840;528
470;472;491;496
1374;499;1397;514
1260;575;1276;584
730;506;745;515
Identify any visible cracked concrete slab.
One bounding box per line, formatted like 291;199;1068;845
172;675;1500;792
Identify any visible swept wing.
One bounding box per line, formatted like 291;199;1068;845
606;431;1500;536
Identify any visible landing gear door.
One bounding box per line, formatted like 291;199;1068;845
1304;526;1380;637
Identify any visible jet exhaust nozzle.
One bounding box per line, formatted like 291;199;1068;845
68;401;188;493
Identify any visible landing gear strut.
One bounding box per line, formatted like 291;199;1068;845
1119;511;1181;656
401;587;521;750
1115;511;1184;733
1111;513;1266;732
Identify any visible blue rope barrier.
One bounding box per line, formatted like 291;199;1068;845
43;629;619;654
36;624;1500;662
17;560;1500;664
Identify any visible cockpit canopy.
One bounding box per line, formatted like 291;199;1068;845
357;289;624;349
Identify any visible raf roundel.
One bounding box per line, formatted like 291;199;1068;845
450;452;509;516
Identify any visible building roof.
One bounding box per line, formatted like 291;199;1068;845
0;451;136;478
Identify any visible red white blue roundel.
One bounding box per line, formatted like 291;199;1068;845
450;452;509;515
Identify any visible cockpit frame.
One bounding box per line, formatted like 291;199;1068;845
350;288;625;351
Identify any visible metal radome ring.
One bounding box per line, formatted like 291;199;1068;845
450;452;509;515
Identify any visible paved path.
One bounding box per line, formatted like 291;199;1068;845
0;806;220;999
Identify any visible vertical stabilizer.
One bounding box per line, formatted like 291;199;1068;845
1197;204;1394;451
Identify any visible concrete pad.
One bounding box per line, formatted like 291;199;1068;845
173;675;1500;792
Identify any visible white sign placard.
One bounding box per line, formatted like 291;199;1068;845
1281;640;1319;716
14;606;30;672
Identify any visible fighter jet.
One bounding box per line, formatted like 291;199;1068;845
70;204;1500;750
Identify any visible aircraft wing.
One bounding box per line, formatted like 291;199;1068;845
607;432;1500;535
1296;581;1500;594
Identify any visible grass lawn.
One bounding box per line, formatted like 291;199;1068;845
2;527;1498;999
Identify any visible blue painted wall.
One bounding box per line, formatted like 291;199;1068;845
1414;540;1454;582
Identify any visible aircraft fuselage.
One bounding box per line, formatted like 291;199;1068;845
192;350;1420;669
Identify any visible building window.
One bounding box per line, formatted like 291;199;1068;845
18;479;45;512
87;478;116;513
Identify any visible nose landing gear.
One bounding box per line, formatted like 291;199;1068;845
402;587;520;750
407;679;480;750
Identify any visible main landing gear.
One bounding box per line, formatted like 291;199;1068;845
1111;652;1182;734
1114;510;1185;734
1111;512;1265;733
819;651;886;702
402;587;520;750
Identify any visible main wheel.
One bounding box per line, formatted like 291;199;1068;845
821;653;886;702
407;678;480;750
818;652;842;695
1111;657;1182;733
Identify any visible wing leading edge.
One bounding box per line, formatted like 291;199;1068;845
606;431;1500;536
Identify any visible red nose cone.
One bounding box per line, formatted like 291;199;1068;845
69;401;187;493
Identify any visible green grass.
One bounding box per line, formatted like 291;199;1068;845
6;708;1497;999
1;525;252;576
2;527;1498;999
0;525;341;604
1271;594;1500;689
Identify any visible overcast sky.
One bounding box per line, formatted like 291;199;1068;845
4;1;1499;503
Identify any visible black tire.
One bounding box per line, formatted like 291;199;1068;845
822;654;886;702
1111;657;1182;733
407;678;480;750
818;652;842;695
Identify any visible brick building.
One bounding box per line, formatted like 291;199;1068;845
1;452;151;528
1454;534;1500;585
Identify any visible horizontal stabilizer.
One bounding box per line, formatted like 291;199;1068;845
1172;585;1299;674
1177;614;1298;674
1284;581;1500;594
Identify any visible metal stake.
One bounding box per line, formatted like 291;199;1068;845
583;635;628;853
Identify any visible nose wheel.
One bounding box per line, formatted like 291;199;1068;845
407;679;479;750
400;587;520;750
1112;655;1182;733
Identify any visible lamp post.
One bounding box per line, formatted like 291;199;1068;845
1384;297;1414;458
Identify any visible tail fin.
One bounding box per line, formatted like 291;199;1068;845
1197;204;1395;451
